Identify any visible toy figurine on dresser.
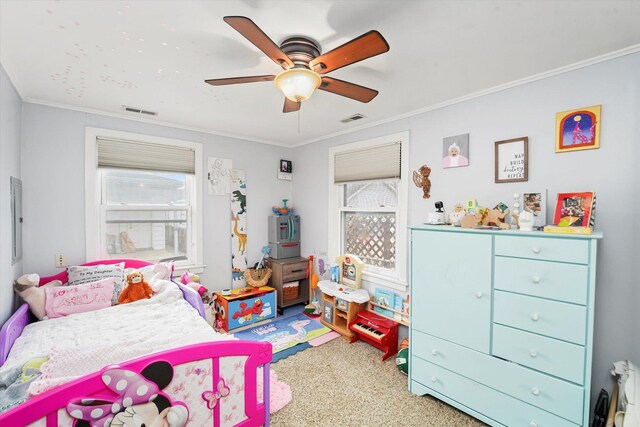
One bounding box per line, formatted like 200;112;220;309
317;254;369;339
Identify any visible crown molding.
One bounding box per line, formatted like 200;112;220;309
293;44;640;147
21;98;291;148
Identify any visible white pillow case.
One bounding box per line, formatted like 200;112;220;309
67;262;125;305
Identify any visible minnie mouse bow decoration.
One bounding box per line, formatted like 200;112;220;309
67;368;160;427
201;378;230;410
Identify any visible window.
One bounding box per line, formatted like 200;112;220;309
85;128;203;272
328;132;409;290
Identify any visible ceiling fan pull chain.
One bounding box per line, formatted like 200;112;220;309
297;107;301;133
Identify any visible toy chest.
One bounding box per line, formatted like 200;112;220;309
215;286;276;332
282;281;299;301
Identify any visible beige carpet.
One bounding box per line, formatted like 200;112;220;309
270;337;486;426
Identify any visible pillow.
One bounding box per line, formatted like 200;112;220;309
124;262;172;285
67;262;125;305
44;278;115;319
14;274;62;320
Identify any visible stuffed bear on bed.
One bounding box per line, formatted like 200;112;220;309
118;271;154;304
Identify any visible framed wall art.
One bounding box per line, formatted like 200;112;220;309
555;105;601;153
442;133;469;168
495;137;528;183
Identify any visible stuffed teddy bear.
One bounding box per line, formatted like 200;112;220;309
13;274;62;320
180;272;207;296
118;271;154;304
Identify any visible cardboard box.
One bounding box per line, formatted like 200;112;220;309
215;286;276;332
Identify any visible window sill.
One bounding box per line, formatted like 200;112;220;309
362;270;407;292
173;264;206;275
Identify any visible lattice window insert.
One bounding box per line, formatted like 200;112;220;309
344;212;396;269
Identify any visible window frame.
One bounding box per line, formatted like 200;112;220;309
85;127;204;273
328;131;409;291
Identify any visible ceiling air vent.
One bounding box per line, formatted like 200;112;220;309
122;105;158;116
340;113;366;123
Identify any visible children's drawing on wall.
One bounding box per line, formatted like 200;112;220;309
442;134;469;168
230;169;247;287
207;157;232;195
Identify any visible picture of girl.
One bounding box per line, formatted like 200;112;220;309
442;134;470;168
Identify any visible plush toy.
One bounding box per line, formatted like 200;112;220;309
180;272;206;296
13;274;62;320
118;271;154;304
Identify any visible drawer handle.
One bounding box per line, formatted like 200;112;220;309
532;246;541;254
531;276;541;284
475;291;483;299
431;376;438;383
529;350;537;358
531;387;540;396
291;269;304;273
530;313;540;321
431;349;438;356
530;422;538;427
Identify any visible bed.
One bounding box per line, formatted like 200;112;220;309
0;259;272;427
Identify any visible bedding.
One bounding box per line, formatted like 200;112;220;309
0;279;232;414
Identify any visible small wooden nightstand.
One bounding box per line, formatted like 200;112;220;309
265;257;309;314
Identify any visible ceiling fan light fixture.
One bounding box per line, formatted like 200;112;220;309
274;68;321;102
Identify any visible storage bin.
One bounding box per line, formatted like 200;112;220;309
283;281;299;301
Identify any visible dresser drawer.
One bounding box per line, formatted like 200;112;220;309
495;235;589;264
280;261;307;282
493;324;585;385
494;257;588;305
412;358;579;427
494;291;586;345
412;330;584;423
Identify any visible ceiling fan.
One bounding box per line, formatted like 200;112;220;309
205;16;390;113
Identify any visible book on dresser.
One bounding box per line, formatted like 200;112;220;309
409;225;602;427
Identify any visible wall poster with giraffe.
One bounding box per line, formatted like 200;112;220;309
230;169;247;288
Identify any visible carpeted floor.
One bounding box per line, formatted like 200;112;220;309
270;337;487;426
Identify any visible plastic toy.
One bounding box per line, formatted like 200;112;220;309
271;199;293;216
180;272;207;296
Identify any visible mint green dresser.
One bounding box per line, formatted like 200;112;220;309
409;226;602;427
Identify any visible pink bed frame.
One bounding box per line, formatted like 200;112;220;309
0;259;273;427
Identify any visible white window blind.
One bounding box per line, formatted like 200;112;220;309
334;141;401;183
97;137;196;174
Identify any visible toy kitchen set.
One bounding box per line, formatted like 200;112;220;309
268;215;301;259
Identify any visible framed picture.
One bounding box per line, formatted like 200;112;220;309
555;105;601;153
522;190;547;228
442;133;469;168
552;192;596;227
279;159;292;174
323;302;334;324
495;137;528;183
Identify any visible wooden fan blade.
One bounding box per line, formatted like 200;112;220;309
205;75;275;86
310;30;389;74
283;98;301;113
318;77;379;103
224;16;294;69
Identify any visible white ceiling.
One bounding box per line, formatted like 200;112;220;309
1;1;639;146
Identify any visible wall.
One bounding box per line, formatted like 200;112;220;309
20;103;293;290
292;52;640;411
0;65;23;324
